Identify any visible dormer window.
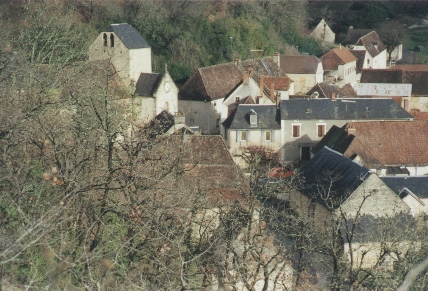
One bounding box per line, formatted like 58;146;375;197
249;109;257;127
103;33;107;46
110;33;115;47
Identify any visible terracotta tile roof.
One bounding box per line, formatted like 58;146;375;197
411;111;428;120
321;47;357;71
179;57;284;102
264;76;293;92
394;65;428;71
316;121;428;167
238;57;285;77
179;63;242;101
279;55;321;74
356;31;386;58
340;84;358;97
142;135;249;208
360;68;428;96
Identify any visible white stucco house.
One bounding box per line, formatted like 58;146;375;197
320;46;357;87
350;31;387;70
178;57;288;135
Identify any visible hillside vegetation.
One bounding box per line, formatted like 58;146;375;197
2;0;427;82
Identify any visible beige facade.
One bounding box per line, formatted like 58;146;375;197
338;174;409;218
287;70;323;94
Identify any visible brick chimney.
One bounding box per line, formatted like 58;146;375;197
243;72;249;85
331;92;336;101
346;125;356;134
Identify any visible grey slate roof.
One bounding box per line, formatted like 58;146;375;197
222;104;280;130
312;125;355;155
381;176;428;199
280;98;413;120
106;23;150;49
135;73;162;96
299;147;370;209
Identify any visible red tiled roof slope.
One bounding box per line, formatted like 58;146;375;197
279;55;321;74
321;47;357;71
346;121;428;166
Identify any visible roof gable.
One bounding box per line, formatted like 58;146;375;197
321;47;357;70
106;23;150;49
299;147;370;209
356;31;386;58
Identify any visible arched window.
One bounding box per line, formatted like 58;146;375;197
103;33;107;46
110;33;114;47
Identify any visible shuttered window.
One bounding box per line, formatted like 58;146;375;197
292;125;301;138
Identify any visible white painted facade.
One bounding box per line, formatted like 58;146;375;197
352;45;387;69
280;119;346;163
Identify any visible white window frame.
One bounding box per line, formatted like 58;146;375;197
292;123;301;138
316;123;326;138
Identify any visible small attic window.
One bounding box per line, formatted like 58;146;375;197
110;33;115;47
236;97;240;103
103;33;107;46
249;110;257;127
